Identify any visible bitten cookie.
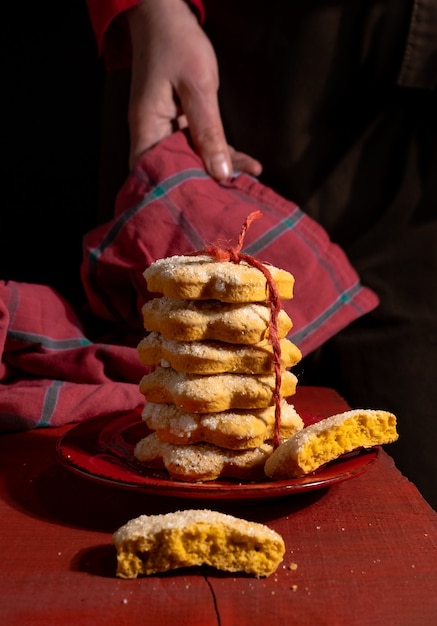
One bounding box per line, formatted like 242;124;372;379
143;254;295;302
139;367;298;413
264;409;399;479
141;298;293;344
142;400;304;449
137;332;302;374
113;509;285;578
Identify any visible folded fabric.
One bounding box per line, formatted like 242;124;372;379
1;130;378;433
82;130;378;356
0;281;145;432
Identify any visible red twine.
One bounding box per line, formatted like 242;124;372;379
194;210;283;448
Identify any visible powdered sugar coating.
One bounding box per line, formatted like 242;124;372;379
137;332;302;374
143;254;294;302
113;509;282;541
141;298;293;344
141;400;304;448
134;432;273;481
139;367;298;413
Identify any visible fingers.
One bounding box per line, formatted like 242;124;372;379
229;147;263;177
178;95;262;180
175;50;262;180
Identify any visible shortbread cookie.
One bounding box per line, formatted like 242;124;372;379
139;367;298;413
134;432;273;481
113;509;285;578
142;400;304;449
264;409;399;479
144;254;294;302
142;298;293;344
137;332;302;374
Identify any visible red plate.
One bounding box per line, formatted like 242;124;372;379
56;410;379;501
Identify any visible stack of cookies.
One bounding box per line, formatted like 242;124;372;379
133;254;304;482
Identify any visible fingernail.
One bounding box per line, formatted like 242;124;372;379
209;154;231;180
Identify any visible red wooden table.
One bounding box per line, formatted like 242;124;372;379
1;387;436;626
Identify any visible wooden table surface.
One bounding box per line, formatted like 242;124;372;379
1;386;436;626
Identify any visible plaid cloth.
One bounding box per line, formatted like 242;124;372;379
82;130;378;356
0;281;145;432
0;130;377;432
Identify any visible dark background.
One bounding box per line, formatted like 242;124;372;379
1;3;105;308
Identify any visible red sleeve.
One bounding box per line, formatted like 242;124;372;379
86;0;205;69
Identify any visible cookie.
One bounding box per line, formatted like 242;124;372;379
264;409;399;479
137;332;302;374
113;509;285;578
143;254;294;302
142;400;304;449
139;367;298;413
141;298;293;344
134;432;273;482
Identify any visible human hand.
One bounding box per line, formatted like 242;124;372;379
126;0;262;180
